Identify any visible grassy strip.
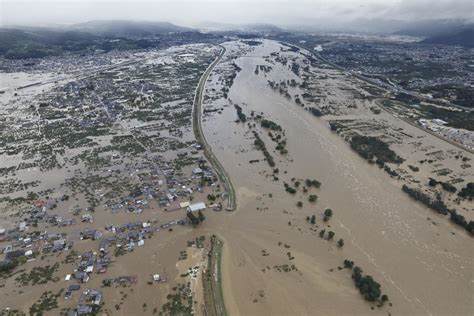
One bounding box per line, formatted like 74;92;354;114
202;235;227;316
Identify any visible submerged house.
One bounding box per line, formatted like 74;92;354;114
187;202;206;213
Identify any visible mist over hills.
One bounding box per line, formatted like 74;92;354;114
0;21;217;59
395;19;474;48
195;21;284;33
421;26;474;48
1;18;472;60
393;19;471;37
69;20;193;37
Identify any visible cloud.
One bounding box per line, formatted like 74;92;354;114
0;0;472;28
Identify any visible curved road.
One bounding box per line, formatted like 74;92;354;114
192;45;236;211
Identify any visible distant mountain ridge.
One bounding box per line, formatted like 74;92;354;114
390;19;474;47
421;26;474;48
69;20;193;37
394;19;471;37
196;21;283;33
0;21;215;59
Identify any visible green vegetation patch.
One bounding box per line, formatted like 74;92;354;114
350;135;404;164
261;119;282;131
16;263;59;286
458;182;474;200
253;131;275;167
160;283;193;315
234;104;247;122
343;260;389;305
29;290;62;316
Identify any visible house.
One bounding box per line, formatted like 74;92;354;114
68;284;81;291
5;249;25;261
53;239;66;250
18;222;27;232
74;271;89;283
86;289;102;305
81;214;94;223
47;233;61;240
104;275;137;285
58;218;76;227
73;304;93;315
65;240;74;250
165;202;181;212
179;201;190;208
192;167;203;175
187;202;206;213
99;236;116;252
80;229;102;240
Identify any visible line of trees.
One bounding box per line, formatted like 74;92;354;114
458;182;473;200
234;104;247;122
261;119;282;131
402;185;474;234
253;131;275;167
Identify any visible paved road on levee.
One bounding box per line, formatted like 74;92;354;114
192;46;236;211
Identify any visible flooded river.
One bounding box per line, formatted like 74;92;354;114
202;40;473;315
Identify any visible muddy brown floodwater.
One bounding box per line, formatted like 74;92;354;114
202;40;474;315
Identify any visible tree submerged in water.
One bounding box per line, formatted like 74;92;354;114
187;210;205;227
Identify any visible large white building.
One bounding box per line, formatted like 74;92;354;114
187;202;206;212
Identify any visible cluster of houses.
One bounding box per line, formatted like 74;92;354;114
104;157;217;217
1;222;74;268
70;288;103;315
65;251;108;312
418;118;473;150
0;148;220;313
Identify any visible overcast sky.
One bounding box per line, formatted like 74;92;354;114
1;0;473;28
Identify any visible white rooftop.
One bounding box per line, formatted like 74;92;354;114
188;202;206;212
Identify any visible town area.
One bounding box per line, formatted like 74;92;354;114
0;42;229;315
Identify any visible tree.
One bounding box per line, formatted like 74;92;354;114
187;212;200;227
319;229;325;238
323;208;333;222
381;294;389;303
351;266;382;302
328;231;335;240
297;201;303;208
198;210;205;223
305;179;321;188
308;195;318;203
343;259;354;269
310;215;316;225
337;239;344;247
